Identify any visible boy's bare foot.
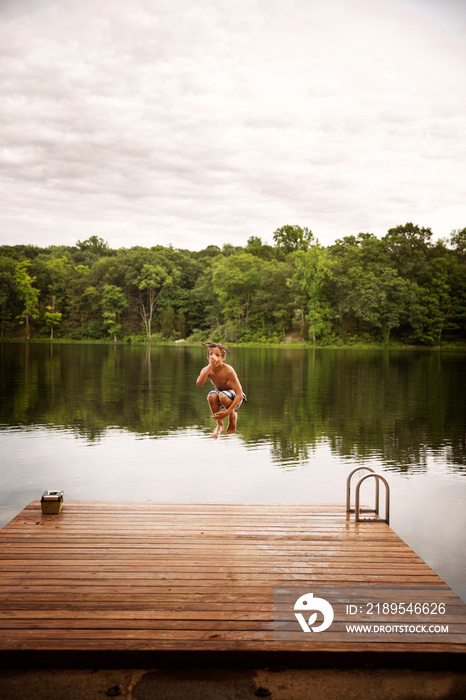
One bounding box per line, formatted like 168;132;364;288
226;411;237;434
211;420;224;439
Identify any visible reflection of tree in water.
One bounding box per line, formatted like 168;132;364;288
446;437;466;471
269;439;309;466
0;342;199;442
1;343;465;472
238;348;466;471
328;439;433;473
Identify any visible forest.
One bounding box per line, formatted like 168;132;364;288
1;223;465;346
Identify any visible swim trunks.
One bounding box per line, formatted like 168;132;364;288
207;389;247;410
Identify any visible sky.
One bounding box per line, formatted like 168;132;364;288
1;0;465;251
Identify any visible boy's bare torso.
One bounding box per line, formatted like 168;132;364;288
207;362;238;392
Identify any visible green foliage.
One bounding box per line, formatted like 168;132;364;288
383;222;433;283
44;307;62;340
212;253;264;329
158;304;176;338
254;259;295;336
0;223;465;346
136;263;173;341
102;284;127;342
449;227;466;261
14;261;40;339
290;245;333;343
245;236;275;260
273;225;314;253
0;255;16;338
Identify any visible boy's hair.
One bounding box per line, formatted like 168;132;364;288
201;341;229;358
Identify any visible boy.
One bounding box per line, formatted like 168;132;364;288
196;341;246;439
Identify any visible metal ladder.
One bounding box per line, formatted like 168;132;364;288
346;467;390;525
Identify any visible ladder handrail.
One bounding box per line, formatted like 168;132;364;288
354;473;390;525
346;466;376;514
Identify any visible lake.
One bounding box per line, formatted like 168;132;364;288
1;342;465;601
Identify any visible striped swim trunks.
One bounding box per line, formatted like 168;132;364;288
207;389;247;410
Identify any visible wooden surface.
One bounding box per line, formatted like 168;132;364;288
0;500;465;654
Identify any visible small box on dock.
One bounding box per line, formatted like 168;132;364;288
41;490;64;514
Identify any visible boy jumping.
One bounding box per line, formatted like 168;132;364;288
196;341;247;439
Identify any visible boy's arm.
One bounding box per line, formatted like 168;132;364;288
196;356;219;386
196;364;211;387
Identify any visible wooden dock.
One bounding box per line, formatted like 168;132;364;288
0;500;465;662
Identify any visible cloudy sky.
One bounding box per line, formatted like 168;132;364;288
1;0;465;251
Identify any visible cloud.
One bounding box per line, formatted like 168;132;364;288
0;0;465;250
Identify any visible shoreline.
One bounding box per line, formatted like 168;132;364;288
1;337;466;352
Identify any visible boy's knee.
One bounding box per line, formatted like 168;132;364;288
219;391;232;407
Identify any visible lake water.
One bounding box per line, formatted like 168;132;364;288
1;342;465;601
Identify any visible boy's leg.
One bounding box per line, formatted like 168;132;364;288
219;392;238;434
207;392;224;439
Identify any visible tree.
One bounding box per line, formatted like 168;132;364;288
273;225;314;253
136;264;172;341
449;227;466;260
327;235;368;340
370;269;418;342
254;259;295;337
73;236;114;268
191;267;223;336
82;285;102;334
175;311;187;338
0;256;16;338
44;307;62;340
290;246;333;343
383;223;433;283
332;234;419;342
211;253;264;335
245;236;275;260
76;236;110;255
14;261;40;339
42;256;71;338
102;284;127;342
418;258;452;343
158;304;176;338
66;264;91;329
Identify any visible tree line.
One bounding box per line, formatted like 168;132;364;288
1;223;465;345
